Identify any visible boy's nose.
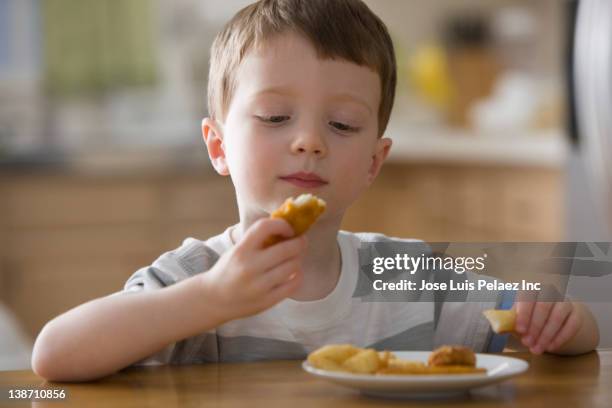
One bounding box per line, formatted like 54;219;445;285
290;131;327;157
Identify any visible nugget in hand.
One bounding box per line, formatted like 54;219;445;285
264;194;326;247
483;309;517;334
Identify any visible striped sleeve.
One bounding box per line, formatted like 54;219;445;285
113;238;221;366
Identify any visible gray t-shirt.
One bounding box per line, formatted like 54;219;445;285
115;227;508;366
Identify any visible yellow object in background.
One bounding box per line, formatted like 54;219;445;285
408;45;454;110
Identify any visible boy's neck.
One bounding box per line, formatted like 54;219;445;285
230;215;343;301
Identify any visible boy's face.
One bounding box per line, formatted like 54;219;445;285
204;32;391;221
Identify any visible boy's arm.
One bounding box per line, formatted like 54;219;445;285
32;218;305;382
32;275;224;382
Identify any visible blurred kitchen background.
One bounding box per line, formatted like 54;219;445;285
1;0;610;369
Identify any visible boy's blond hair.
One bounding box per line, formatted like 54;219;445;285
207;0;396;136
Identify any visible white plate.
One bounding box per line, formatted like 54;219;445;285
302;351;528;399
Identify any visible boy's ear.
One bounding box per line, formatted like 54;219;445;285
202;117;230;176
366;137;392;185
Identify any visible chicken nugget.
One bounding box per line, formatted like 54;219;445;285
307;344;360;372
264;194;326;247
377;350;396;368
427;345;476;367
341;349;381;374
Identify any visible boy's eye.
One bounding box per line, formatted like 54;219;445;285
330;121;359;133
256;115;290;124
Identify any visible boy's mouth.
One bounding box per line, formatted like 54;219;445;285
279;172;328;189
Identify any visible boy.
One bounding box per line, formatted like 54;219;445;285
32;0;599;382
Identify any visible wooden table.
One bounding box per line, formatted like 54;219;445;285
1;350;610;407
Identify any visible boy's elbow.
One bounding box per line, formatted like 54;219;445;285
32;324;62;381
32;322;79;382
31;344;54;381
32;322;121;382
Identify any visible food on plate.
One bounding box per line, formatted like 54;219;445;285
264;194;326;247
483;309;517;334
306;344;361;372
342;349;382;374
380;345;485;375
306;344;486;375
376;358;426;374
377;350;396;368
427;345;476;367
307;345;388;374
378;364;486;375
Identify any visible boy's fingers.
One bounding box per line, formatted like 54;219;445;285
546;306;582;352
258;236;306;270
236;236;303;279
532;302;572;353
523;302;554;347
246;237;306;280
515;301;535;334
259;258;302;289
268;269;303;303
240;218;294;250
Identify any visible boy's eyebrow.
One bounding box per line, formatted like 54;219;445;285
329;93;373;115
253;87;298;99
253;88;373;115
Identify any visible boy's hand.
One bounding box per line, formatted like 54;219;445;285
201;218;306;322
514;298;581;354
